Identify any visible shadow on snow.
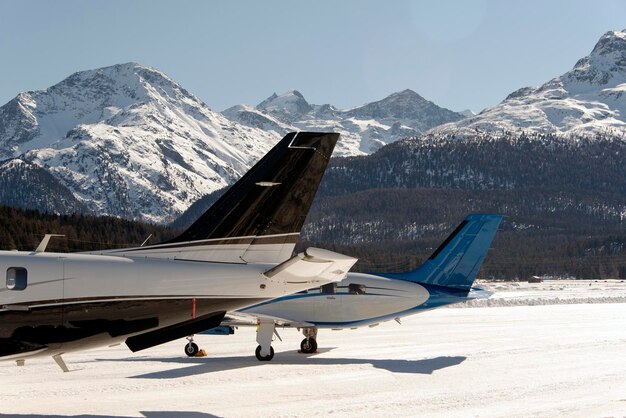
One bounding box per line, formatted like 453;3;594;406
95;349;467;379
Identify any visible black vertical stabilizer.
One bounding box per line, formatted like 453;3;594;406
165;132;339;244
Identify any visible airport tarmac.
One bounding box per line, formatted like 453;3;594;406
1;281;625;417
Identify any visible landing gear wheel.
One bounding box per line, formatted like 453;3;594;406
255;345;275;361
185;342;199;357
300;337;317;354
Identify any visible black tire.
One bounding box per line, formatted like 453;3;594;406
185;342;199;357
255;345;275;361
300;337;317;354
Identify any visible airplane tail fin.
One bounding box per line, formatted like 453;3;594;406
381;214;502;291
104;132;339;263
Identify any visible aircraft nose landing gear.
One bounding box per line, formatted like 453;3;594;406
299;327;318;354
184;336;199;357
300;337;317;354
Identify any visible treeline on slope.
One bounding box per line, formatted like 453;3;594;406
0;205;179;252
320;133;625;195
298;188;625;280
298;133;625;279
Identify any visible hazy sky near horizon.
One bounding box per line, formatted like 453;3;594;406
1;0;625;113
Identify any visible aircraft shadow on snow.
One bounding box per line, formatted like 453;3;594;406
0;413;220;418
95;350;467;379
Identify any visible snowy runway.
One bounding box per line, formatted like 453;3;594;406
1;282;626;417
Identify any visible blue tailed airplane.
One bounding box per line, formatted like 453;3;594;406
189;214;503;361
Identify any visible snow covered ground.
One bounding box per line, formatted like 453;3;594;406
467;279;626;307
1;280;626;417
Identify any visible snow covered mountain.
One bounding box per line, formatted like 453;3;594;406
4;30;624;225
223;89;465;155
430;29;626;138
0;63;278;223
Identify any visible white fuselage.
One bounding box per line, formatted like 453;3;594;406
0;250;332;359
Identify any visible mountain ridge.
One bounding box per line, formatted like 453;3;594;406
2;30;626;226
429;29;626;138
223;88;465;155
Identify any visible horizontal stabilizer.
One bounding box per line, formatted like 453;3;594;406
264;247;357;285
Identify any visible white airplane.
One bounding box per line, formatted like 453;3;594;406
0;132;356;370
196;214;502;361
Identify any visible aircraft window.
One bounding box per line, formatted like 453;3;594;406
6;267;27;291
349;283;366;295
320;283;336;294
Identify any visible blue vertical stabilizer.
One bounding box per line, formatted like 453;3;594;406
381;214;502;291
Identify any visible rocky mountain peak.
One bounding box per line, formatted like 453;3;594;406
257;90;313;122
566;29;626;86
46;63;161;104
590;29;626;59
386;88;426;101
344;88;460;123
377;89;429;110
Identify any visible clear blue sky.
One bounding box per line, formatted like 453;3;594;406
1;0;625;113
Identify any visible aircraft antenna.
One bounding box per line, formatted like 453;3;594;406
34;234;65;253
140;234;153;247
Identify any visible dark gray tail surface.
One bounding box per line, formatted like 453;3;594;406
166;132;338;244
